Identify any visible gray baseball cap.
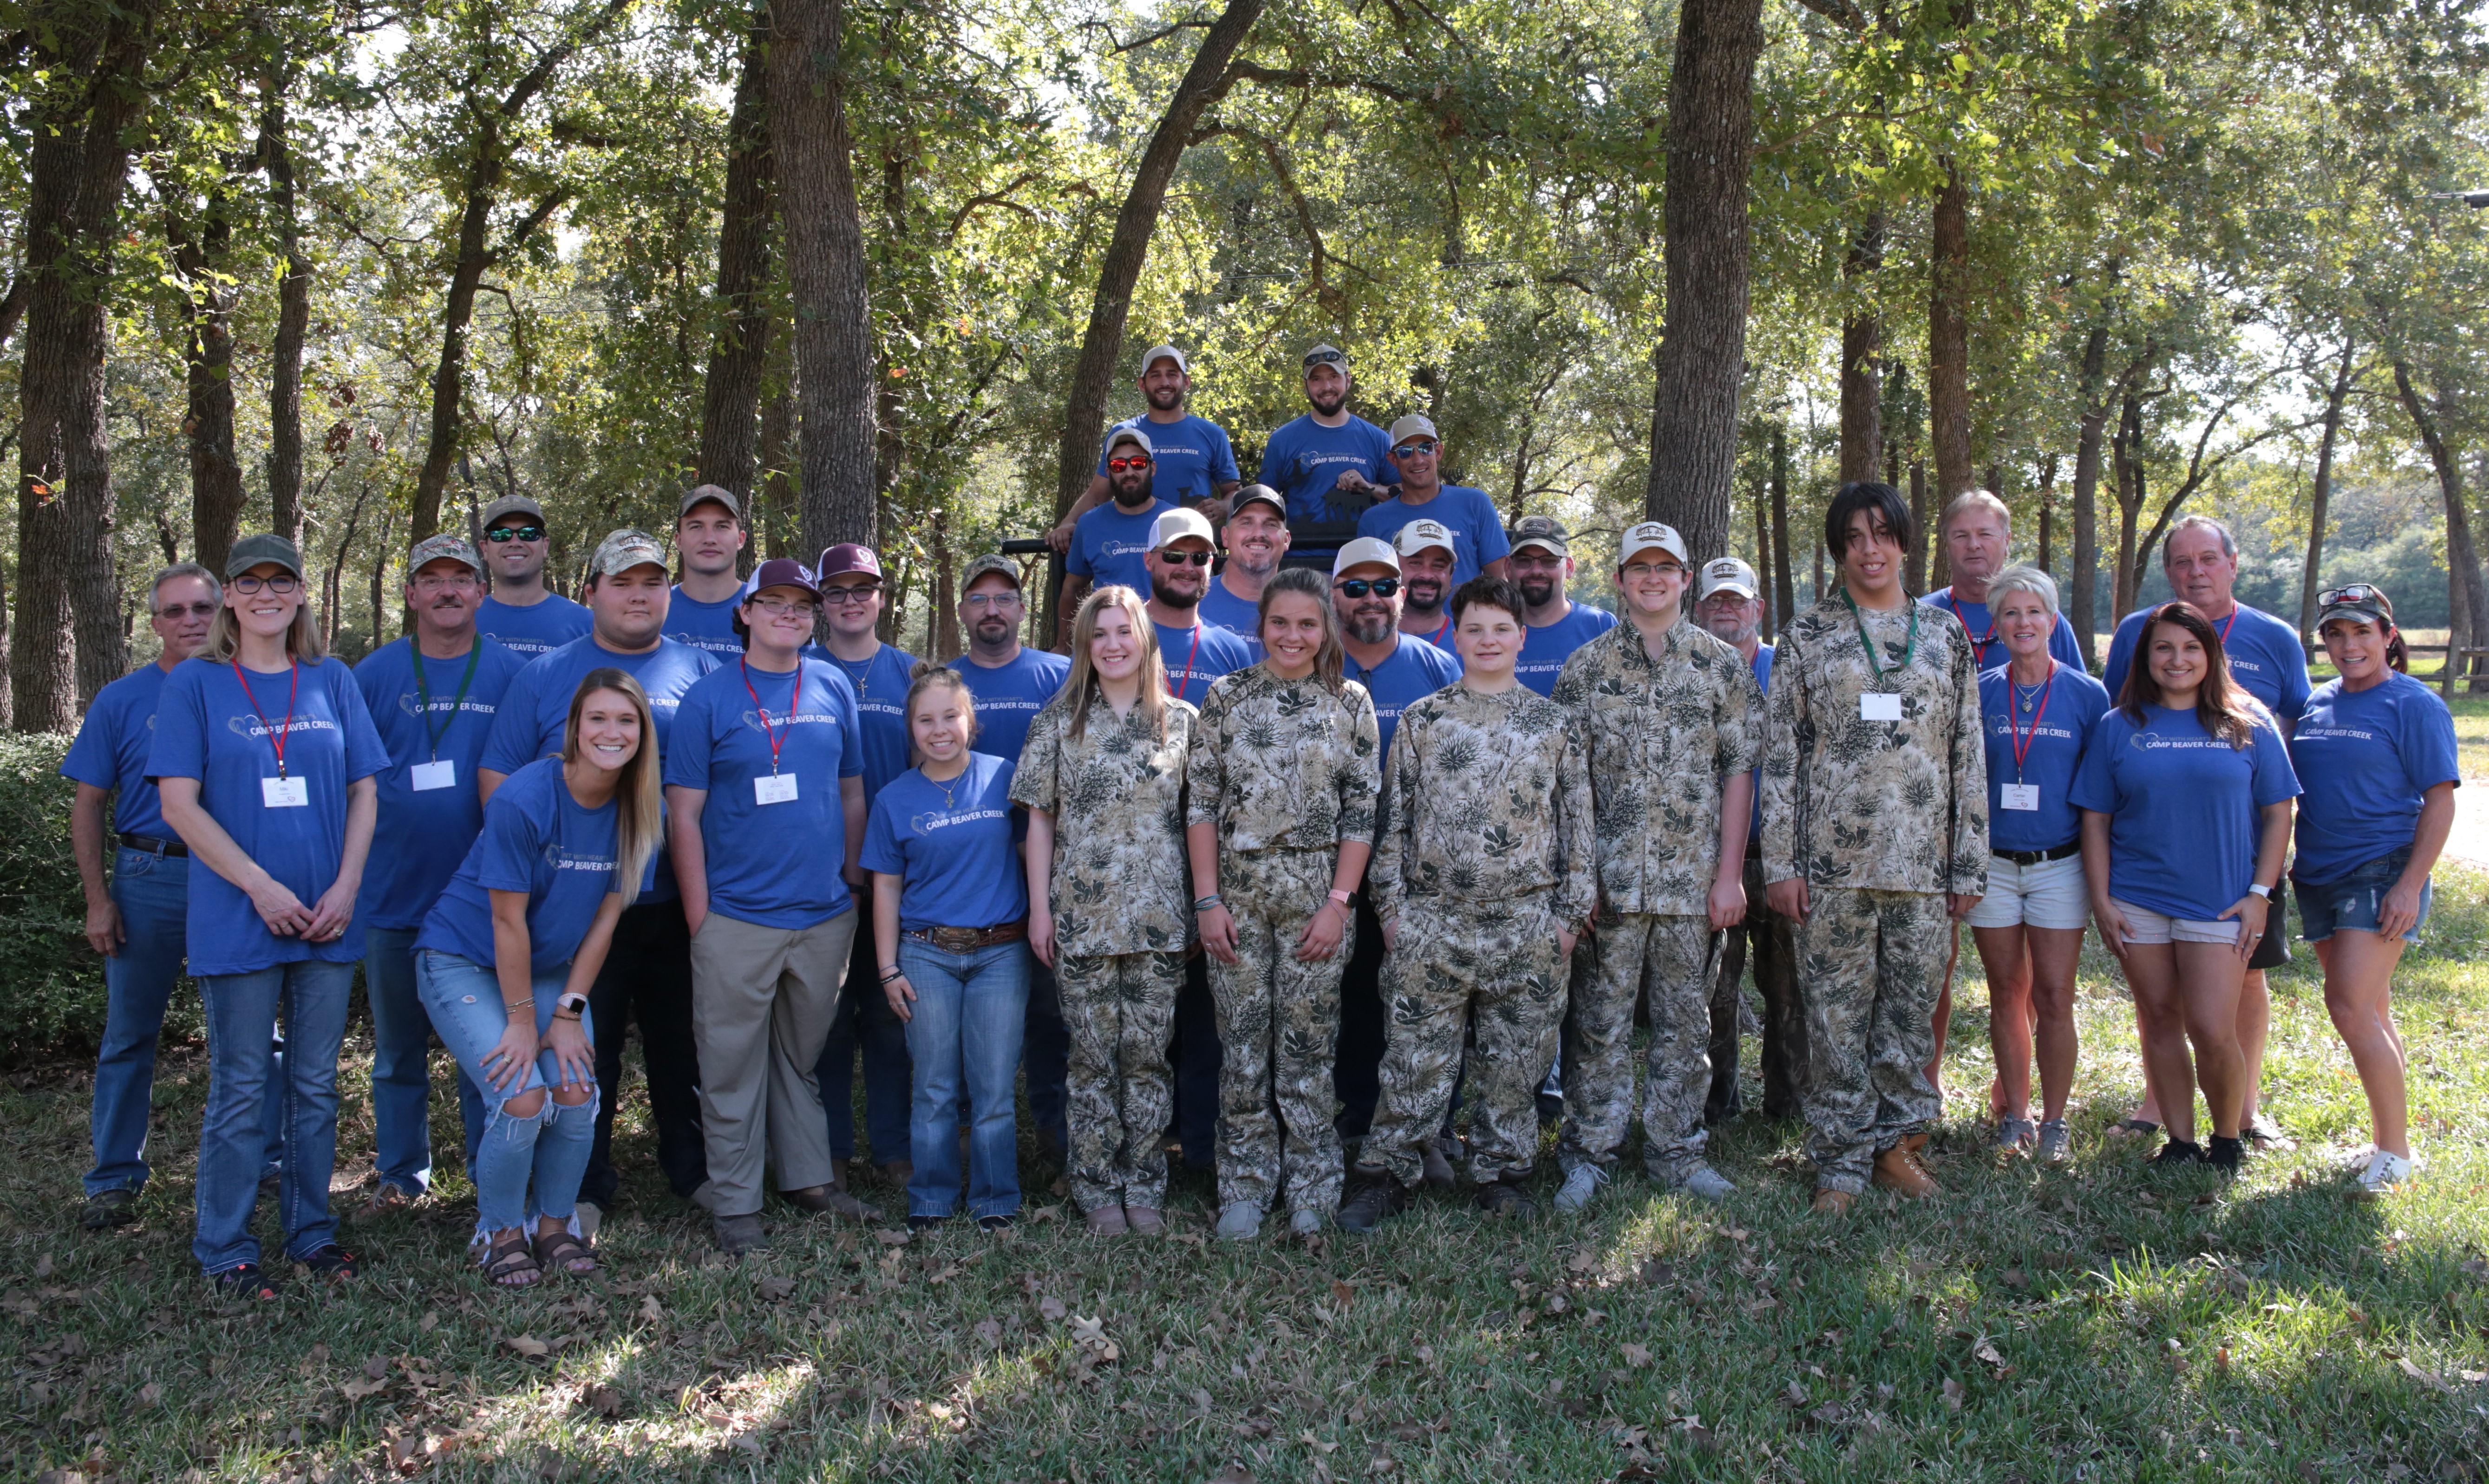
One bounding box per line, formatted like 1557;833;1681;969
1387;414;1439;446
1140;344;1189;375
587;528;669;581
1104;424;1155;458
1229;484;1287;520
225;532;305;581
479;494;546;531
678;484;741;521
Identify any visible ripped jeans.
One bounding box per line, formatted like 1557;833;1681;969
416;951;598;1237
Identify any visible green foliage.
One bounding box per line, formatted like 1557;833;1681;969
0;735;118;1063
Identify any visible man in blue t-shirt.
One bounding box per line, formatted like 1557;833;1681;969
1392;520;1459;648
1060;425;1176;637
353;533;529;1210
1258;343;1394;525
473;493;593;659
1921;490;2088;672
665;485;752;660
1508;515;1618;697
1044;344;1243;550
1197;484;1291;650
1353;414;1513;588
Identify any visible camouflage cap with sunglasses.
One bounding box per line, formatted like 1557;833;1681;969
2315;582;2393;630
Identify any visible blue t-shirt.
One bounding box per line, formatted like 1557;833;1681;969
476;594;593;660
415;758;634;975
1155;618;1256;709
860;754;1028;931
1976;661;2114;854
1066;497;1176;598
1343;632;1462;758
664;657;864;928
352;637;530;931
1921;587;2090;673
2101;601;2311;723
1354;486;1514;590
144;656;389;976
1514;603;1619;696
1094;414;1240;505
807;642;920;800
2287;673;2461;885
666;586;747;661
952;648;1071;766
1259;414;1392;524
2069;704;2301;922
61;663;177;840
1196;578;1265;657
1746;644;1775;842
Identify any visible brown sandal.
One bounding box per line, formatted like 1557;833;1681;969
533;1229;598;1277
483;1231;540;1288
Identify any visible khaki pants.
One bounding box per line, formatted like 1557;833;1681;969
689;908;858;1217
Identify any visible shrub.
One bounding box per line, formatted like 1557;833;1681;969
0;732;173;1062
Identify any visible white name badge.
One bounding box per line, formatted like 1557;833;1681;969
410;760;457;792
1860;691;1903;721
262;776;310;808
1999;783;2041;812
755;773;800;805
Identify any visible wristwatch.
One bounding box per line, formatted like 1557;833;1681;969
2246;883;2272;900
554;991;589;1020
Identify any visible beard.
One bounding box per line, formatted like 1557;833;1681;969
1155;580;1202;610
1343;609;1394;645
1402;581;1445;616
1517;578;1555;609
1111;477;1155;509
972;613;1013;645
1146;385;1184;412
1306;388;1346;418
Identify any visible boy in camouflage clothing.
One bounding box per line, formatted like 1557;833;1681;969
1548;522;1764;1211
1339;577;1597;1230
1760;484;1987;1213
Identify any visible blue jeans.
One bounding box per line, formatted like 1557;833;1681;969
817;896;913;1164
417;951;598;1236
2296;848;2433;944
363;926;488;1194
195;960;355;1274
897;937;1029;1219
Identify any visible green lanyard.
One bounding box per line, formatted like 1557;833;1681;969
1840;589;1919;688
413;643;484;762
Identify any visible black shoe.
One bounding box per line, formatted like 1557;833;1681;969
211;1262;280;1300
2206;1135;2245;1173
81;1187;139;1231
298;1244;362;1279
908;1214;947;1232
1335;1173;1408;1234
714;1214;768;1256
1476;1177;1538;1218
978;1213;1014;1232
2149;1139;2205;1168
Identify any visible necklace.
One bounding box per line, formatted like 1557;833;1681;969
925;762;963;809
2014;678;2047;713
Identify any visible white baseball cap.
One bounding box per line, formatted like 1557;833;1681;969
1331;537;1402;576
1387;414;1439;446
1140;344;1188;375
1618;521;1689;568
1698;557;1758;600
1149;507;1216;552
1104;424;1155;458
1393;520;1457;559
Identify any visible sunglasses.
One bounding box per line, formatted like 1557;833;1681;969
1391;441;1439;460
2317;583;2385;610
155;601;219;620
484;525;547;543
1156;550;1213;567
1107;456;1153;473
231;573;301;595
1303;350;1348;369
1334;578;1400;599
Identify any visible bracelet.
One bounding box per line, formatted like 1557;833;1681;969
503;997;535;1015
879;966;904;982
1193;894;1224;912
553;1011;581;1022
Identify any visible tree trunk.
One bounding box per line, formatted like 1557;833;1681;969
757;332;795;560
2296;338;2356;655
1927;164;1974;506
2035;453;2058;579
932;501;961;661
260;92;310;547
2068;327;2109;659
1769;421;1794;634
1905;460;1929;592
2111;391;2145;621
697;10;775;509
170;199;247;574
367;512;396;660
1750;470;1774;640
1838;212;1883;484
2395;360;2488;695
1642;0;1768;565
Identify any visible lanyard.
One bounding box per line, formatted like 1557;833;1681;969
1165;623;1202;701
412;643;483;762
1421;615;1450;647
1943;593;1997;657
2006;662;2057;782
233;660;302;778
739;657;803;775
1840;590;1919;688
2215;605;2239;648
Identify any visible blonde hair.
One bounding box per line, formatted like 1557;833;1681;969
562;670;666;906
1256;567;1346;693
905;660;981;746
201;567;327;664
1064;585;1168;741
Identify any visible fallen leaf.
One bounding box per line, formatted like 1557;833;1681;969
364;1355;391;1380
1330;1279;1356;1309
340;1377;389;1401
505;1334;550;1359
2398;1357;2454;1393
756;1275;795;1302
33;1255;53;1279
1568;1251;1598;1274
582;1383;622;1417
1298;1430;1338;1455
875;1229;912;1246
1391;1422;1427;1442
419;1311;440;1333
1973;1339;2005;1369
1621;1343;1653;1368
1941;1378;1964;1411
1784;1380;1806;1406
638;1295;663;1324
974;1319;1004;1346
1039;1296;1067;1323
2000;1269;2029;1290
138;1382;163;1406
1208;1466;1256;1484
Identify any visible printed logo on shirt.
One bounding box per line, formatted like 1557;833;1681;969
395;693;497;720
541;841;619;873
2293;723;2377;744
670;632;743;656
1095;538;1152;561
738;709;841;734
908;806;1008;836
2127;730;2231;752
225;714;342;741
484;635;560;656
1989;718;2077;742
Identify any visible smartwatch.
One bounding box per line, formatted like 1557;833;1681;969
2246;883;2272;900
555;991;589;1019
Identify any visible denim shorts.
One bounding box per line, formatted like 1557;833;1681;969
2295;849;2430;945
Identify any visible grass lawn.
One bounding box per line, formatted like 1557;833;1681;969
6;874;2489;1481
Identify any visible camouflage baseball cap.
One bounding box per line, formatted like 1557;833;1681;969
587;528;668;580
960;553;1024;592
1509;515;1569;557
407;532;485;576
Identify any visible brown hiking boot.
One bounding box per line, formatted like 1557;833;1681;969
1810;1187;1856;1215
1872;1143;1940;1198
1084;1204;1130;1236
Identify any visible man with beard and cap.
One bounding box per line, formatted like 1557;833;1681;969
1046;345;1243;547
1060;427;1177;632
1394;521;1458;648
665;486;754;659
1921;490;2088;672
352;534;530;1215
1258;345;1394;525
1509;516;1618;697
947;554;1075;1160
1353;415;1511;587
1197;484;1291;646
474;494;593;658
1693;557;1804;1122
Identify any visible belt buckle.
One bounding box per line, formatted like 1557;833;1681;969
928;925;977;952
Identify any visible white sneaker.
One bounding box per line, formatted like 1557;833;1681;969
1676;1163;1737;1202
1215;1201;1264;1241
1290;1207;1326;1237
1552;1164;1608;1213
2356;1150;2415;1193
575;1200;604;1240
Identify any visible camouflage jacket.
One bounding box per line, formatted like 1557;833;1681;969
1009;686;1199;956
1551;618;1764;915
1185;664;1381;854
1369;681;1597;928
1759;592;1988;896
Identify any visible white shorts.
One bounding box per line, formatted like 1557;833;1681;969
2107;898;2239;947
1967;852;2090;931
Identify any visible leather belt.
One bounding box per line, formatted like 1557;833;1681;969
118;832;189;858
1993;841;2080;867
905;921;1028;952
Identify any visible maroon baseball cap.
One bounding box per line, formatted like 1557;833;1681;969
816;544;884;583
742;556;821;600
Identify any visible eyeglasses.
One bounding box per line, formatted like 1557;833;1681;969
231;573;301;595
820;584;882;605
962;591;1023;611
1391;441;1439;460
1620;560;1686;580
1156;550;1213;567
2317;583;2384;610
1334;578;1400;599
746;597;817;618
484;525;547;544
411;573;478;593
155;601;219;620
1107;456;1153;473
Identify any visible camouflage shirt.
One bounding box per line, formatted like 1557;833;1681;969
1759;593;1988;896
1185;664;1382;853
1009;686;1199;956
1551;618;1764;915
1369;681;1598;929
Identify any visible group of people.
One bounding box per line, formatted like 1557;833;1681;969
60;351;2455;1295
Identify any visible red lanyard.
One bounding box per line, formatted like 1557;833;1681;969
233;661;302;778
2006;661;2056;782
2215;605;2240;648
739;657;802;775
1945;593;1997;655
1165;623;1202;700
1423;615;1451;647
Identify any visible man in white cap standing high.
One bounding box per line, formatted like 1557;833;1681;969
1259;344;1394;525
1353;414;1510;587
1509;515;1617;696
1046;345;1243;546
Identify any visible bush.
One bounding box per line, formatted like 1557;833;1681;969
0;732;158;1062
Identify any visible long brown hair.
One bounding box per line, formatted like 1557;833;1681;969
562;669;665;905
1063;585;1169;741
2117;601;2258;748
1255;567;1346;693
201;567;327;664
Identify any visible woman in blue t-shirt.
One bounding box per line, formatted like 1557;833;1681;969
149;534;386;1297
864;664;1029;1230
414;671;662;1285
2290;585;2458;1193
1961;567;2111;1163
2073;603;2298;1173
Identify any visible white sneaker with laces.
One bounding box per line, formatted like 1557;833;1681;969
1677;1163;1737;1202
1215;1201;1264;1241
2356;1149;2414;1192
1553;1164;1608;1213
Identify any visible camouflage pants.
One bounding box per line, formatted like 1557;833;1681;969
1209;849;1352;1217
1797;887;1949;1193
1362;897;1567;1188
1556;909;1720;1179
1056;950;1185;1213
